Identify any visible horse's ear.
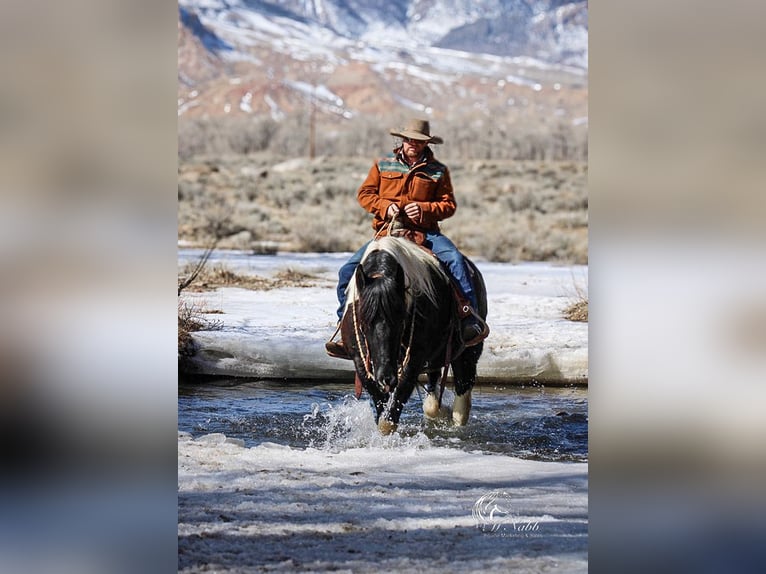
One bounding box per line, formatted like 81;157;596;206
355;268;367;292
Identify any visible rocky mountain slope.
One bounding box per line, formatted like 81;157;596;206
177;0;588;126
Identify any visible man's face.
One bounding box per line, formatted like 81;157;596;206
402;137;427;161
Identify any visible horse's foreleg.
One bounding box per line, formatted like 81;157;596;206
422;370;440;419
368;390;389;424
360;375;393;428
422;370;450;421
450;349;480;426
353;361;390;423
377;392;399;435
452;391;472;426
378;374;419;434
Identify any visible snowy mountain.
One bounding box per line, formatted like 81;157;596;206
177;0;587;125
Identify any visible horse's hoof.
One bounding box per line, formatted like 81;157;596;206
424;393;452;421
378;419;397;435
453;392;472;426
423;393;441;419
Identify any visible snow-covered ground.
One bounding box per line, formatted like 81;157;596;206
179;250;588;384
178;401;588;572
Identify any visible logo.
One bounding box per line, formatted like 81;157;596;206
472;490;542;536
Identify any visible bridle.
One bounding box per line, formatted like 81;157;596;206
351;290;416;394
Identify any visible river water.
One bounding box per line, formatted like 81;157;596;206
178;379;587;463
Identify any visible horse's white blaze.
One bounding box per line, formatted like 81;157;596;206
453;391;472;426
344;236;447;314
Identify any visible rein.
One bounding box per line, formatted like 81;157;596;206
397;299;417;380
374;218;392;240
437;316;455;409
351;297;374;382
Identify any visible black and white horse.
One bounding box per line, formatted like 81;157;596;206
340;236;487;434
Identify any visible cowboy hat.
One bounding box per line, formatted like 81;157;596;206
389;118;443;144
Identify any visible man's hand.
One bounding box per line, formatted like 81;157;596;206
403;202;422;224
386;204;400;220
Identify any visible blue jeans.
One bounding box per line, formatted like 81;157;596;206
335;232;477;320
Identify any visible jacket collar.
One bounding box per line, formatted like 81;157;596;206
395;145;433;168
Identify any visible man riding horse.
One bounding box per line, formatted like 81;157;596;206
326;118;489;358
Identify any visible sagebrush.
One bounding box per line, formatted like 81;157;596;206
179;154;588;264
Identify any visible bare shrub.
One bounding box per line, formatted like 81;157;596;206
178;245;215;295
269;114;311;156
178;117;280;160
564;274;588;322
226;117;279;154
291;202;370;252
178;299;223;357
178;207;242;355
179;112;587;162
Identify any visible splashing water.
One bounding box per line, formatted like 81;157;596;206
178;380;588;462
301;395;432;452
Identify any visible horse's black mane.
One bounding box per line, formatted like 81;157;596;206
359;250;405;329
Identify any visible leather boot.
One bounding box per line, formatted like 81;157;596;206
325;339;352;360
454;290;489;347
460;314;490;347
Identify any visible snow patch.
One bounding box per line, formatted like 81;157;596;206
178;251;588;383
178;430;588;571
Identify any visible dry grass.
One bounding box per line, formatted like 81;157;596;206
564;299;588;322
274;268;321;283
179;262;332;292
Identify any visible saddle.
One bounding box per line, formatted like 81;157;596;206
388;215;426;246
388;215;487;347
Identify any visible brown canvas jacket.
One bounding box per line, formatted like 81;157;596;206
357;147;457;233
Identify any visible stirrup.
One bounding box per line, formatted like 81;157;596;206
460;311;490;347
